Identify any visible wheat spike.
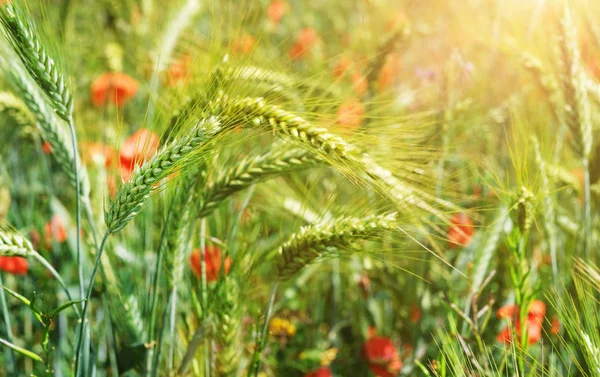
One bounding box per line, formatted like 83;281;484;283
0;3;73;121
558;8;593;158
105;118;222;233
215;278;242;377
0;225;35;257
276;212;399;279
197;144;322;218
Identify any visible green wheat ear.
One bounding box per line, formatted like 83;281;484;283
0;2;73;121
276;212;399;280
105;118;223;233
0;223;35;257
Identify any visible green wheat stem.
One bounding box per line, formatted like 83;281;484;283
0;273;16;375
249;282;279;377
74;231;110;376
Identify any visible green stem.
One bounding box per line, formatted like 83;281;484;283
66;116;85;312
0;273;16;375
200;219;209;377
74;231;110;375
31;251;80;318
249;282;279;377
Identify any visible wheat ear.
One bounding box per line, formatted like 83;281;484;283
276;212;399;279
0;3;73;121
2;68;90;197
197;145;322;218
0;227;34;257
558;9;593;159
215;278;242;377
206;94;455;219
105;118;222;233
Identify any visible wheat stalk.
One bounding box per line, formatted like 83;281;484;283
276;212;399;279
197;145;322;218
0;3;73;121
105;118;222;233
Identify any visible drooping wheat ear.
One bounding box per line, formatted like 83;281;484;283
558;9;593;158
197;144;323;218
522;53;564;123
207;94;456;219
0;3;73;121
3;68;90;197
276;212;399;280
215;278;242;377
0;91;35;128
105;118;222;233
0;225;35;257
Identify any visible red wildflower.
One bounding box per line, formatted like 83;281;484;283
496;300;546;345
91;72;139;107
447;213;474;248
305;367;332;377
44;214;68;245
336;99;365;129
333;57;353;78
409;304;421;324
119;129;160;173
267;0;287;25
42;142;52;155
289;28;319;60
83;142;117;168
166;55;192;86
364;336;403;377
190;246;232;282
0;256;28;275
233;34;256;55
378;53;401;91
550;315;560;335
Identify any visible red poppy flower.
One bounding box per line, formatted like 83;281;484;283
336;99;365;129
333;57;353;78
447;213;474;248
305;367;333;377
364;336;402;377
378;53;401;91
0;256;28;275
190;246;232;282
409;304;421;324
289;28;319;60
119;129;160;173
267;0;287;25
83;142;117;168
44;214;67;245
91;72;139;107
233;34;256;55
42;142;52;155
496;300;546;345
166;55;192;86
550;315;560;335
